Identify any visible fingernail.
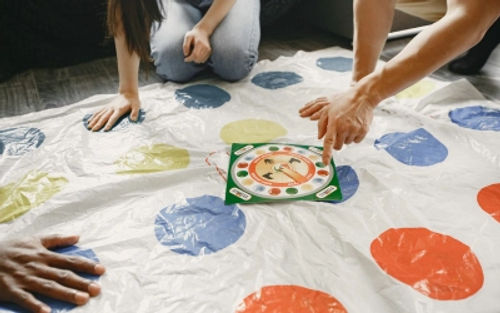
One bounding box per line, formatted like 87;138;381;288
88;283;101;295
75;292;89;304
94;264;106;274
40;305;51;313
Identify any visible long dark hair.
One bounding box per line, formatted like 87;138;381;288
107;0;163;62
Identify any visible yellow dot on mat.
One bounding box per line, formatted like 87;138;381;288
220;119;287;144
115;143;190;174
0;171;68;223
243;178;254;186
396;79;437;99
301;184;314;191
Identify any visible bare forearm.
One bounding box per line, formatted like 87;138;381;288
195;0;236;35
353;0;396;82
356;0;500;106
115;31;140;96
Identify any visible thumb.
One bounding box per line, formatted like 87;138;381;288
130;105;140;122
41;234;79;249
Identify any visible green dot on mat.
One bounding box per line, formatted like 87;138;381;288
237;171;249;177
115;143;190;174
315;162;326;168
0;171;68;223
286;188;298;195
269;146;279;151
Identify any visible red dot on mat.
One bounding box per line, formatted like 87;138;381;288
269;188;281;196
317;170;329;176
238;163;249;168
235;285;348;313
370;227;484;300
283;147;293;151
477;183;500;223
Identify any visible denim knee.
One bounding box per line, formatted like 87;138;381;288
151;41;202;83
211;45;258;82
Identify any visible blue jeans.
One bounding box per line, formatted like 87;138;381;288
150;0;261;82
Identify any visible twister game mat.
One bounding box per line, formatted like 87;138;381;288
1;47;500;313
225;143;342;204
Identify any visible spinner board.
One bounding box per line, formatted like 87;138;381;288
225;143;342;204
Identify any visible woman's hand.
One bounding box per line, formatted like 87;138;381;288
0;235;105;313
87;93;141;132
301;88;377;165
183;26;212;64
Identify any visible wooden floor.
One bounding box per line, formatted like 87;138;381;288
1;16;498;118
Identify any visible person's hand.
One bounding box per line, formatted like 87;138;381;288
87;93;140;132
301;89;376;164
183;27;212;64
0;235;105;313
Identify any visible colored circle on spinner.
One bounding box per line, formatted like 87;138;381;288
313;178;324;184
155;195;246;256
317;170;329;176
237;170;249;177
449;106;500;131
315;161;326;168
175;84;231;109
237;162;249;168
269;188;281;196
269;146;279;151
301;184;314;191
283;146;293;151
308;154;320;161
248;151;315;187
242;178;254;186
285;188;298;195
0;246;100;313
254;185;266;192
251;71;303;89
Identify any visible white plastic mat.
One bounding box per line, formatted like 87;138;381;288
1;47;500;313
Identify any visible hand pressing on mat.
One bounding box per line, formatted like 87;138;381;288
300;88;376;165
183;26;212;64
0;235;105;313
87;93;141;131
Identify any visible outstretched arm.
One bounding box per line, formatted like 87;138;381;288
352;0;397;82
301;0;500;164
87;13;141;132
358;0;500;102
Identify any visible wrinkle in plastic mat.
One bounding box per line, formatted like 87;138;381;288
1;47;500;313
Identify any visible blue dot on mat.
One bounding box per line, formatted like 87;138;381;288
0;127;45;156
329;166;359;204
175;84;231;109
251;71;303;89
316;57;353;72
449;106;500;131
83;109;146;132
0;246;100;313
374;128;448;166
154;195;246;256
